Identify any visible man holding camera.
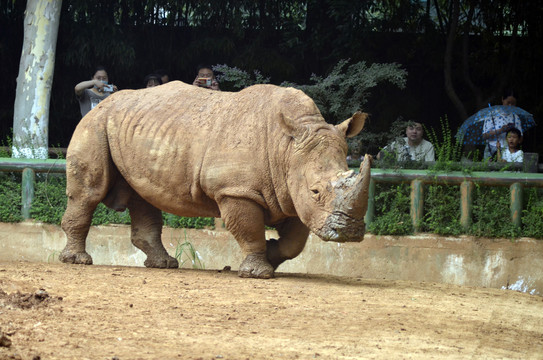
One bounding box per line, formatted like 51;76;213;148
75;66;118;118
192;64;220;91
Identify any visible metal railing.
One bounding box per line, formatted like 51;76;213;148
1;158;543;232
365;169;543;231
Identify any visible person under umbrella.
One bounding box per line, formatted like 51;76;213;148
482;90;524;159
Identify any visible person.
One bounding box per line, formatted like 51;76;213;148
497;127;524;163
143;73;162;88
74;66;118;118
153;69;170;84
482;90;523;159
377;121;435;162
192;64;220;91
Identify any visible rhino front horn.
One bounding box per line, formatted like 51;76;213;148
349;154;372;218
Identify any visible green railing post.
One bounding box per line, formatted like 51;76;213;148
364;179;376;226
410;179;424;232
460;181;474;231
22;168;35;220
510;182;523;228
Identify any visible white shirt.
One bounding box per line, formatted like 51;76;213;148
501;148;524;163
383;137;435;162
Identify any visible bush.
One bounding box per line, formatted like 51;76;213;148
367;183;413;235
522;188;543;238
470;185;522;238
0;173;23;223
421;184;463;236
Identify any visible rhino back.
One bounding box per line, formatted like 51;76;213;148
97;82;319;220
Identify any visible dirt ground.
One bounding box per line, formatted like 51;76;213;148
0;261;542;360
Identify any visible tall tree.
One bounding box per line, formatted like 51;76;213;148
12;0;62;159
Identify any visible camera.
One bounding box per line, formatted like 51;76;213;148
103;84;114;92
198;77;212;88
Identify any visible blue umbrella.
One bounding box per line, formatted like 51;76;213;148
456;105;536;145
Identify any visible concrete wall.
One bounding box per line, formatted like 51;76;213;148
0;222;541;294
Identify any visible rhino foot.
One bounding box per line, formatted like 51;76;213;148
144;255;179;269
59;250;93;265
238;253;274;279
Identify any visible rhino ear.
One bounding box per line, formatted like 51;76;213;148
336;112;368;138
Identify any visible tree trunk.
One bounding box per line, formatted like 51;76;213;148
443;0;468;120
12;0;62;159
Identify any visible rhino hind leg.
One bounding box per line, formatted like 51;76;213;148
127;194;179;269
266;217;310;269
219;197;274;279
60;197;100;265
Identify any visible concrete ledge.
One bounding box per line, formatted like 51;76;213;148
0;222;541;294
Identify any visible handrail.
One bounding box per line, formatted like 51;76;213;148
0;158;66;173
370;168;543;187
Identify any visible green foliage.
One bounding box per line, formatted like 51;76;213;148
163;213;214;229
91;205;131;226
30;175;68;224
174;231;205;269
470;185;522;238
0;173;23;223
421;184;463;236
213;59;408;125
426;116;464;171
522;189;543;238
367;183;413;235
213;64;271;90
283;59;408;124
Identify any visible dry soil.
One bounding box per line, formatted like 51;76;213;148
1;261;542;360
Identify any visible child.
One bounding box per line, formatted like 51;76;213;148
497;127;523;162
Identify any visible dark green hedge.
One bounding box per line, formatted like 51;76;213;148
367;183;543;239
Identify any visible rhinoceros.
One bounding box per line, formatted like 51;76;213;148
59;81;371;278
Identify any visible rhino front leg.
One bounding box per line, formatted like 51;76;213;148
128;195;178;269
60;198;97;265
267;217;310;269
219;197;273;279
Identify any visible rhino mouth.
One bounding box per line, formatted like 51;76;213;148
317;211;366;243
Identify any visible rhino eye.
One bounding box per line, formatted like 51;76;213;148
310;188;321;201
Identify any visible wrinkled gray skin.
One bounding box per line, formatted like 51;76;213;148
59;82;371;278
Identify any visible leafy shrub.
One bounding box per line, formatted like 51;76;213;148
421;184;463;236
213;59;408;125
367;183;413;235
522;188;543;238
470;185;521;238
30;174;67;224
0;173;23;222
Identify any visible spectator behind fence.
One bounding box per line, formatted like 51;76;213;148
143;73;162;88
497;127;524;163
377;121;435;162
75;66;118;118
192;64;220;91
482;90;523;159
